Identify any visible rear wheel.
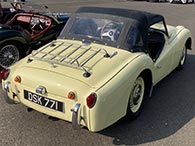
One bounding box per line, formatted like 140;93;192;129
0;42;22;68
177;46;187;70
127;76;145;119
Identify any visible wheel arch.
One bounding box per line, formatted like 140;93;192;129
185;37;192;50
139;69;153;98
0;29;28;45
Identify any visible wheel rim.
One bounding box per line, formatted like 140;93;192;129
129;77;145;113
180;46;186;66
181;0;187;3
169;0;174;3
0;44;20;68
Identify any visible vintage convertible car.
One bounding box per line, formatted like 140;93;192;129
0;7;192;132
0;1;69;69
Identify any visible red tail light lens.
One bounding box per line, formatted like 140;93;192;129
86;93;97;108
0;69;10;80
67;91;75;99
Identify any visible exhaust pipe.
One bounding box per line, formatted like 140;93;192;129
27;107;34;112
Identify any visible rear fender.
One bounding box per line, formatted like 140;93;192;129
88;55;154;132
0;30;28;45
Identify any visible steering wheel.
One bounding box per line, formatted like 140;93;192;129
30;17;44;31
101;22;120;41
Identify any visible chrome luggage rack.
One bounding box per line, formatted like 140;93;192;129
27;41;117;77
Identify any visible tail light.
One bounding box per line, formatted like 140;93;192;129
14;75;21;83
67;91;75;99
0;69;10;80
86;93;97;108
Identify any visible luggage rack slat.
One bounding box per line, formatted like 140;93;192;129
39;42;64;58
31;47;108;68
80;49;101;67
70;47;92;64
30;56;84;71
58;45;82;63
50;44;73;60
31;42;53;56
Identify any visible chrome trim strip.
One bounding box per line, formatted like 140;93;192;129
71;103;81;129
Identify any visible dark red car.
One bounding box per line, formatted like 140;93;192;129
0;1;69;69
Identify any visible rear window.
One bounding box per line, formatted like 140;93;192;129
69;17;124;42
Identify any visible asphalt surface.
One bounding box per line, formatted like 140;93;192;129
0;1;195;146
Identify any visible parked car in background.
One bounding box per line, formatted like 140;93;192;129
169;0;194;3
147;0;168;2
0;7;191;132
0;1;25;24
0;1;69;69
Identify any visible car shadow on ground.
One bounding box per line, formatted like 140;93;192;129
99;54;195;145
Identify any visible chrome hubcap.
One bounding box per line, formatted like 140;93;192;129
130;77;144;113
132;84;142;105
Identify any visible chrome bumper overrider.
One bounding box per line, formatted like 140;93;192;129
3;81;15;104
4;81;11;92
71;103;81;129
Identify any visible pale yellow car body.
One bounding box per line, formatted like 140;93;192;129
1;23;191;132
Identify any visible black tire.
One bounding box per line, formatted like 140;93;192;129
177;46;187;70
0;42;24;68
147;0;159;2
127;75;145;120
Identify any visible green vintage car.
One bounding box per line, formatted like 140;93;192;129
0;7;192;132
0;1;69;69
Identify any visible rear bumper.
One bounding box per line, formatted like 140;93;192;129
2;81;86;130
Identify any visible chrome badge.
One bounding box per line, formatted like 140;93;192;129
36;86;47;94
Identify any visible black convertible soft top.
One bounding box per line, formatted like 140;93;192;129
61;7;168;52
76;7;165;30
75;7;168;52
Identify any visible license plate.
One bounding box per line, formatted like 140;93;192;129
24;90;64;112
